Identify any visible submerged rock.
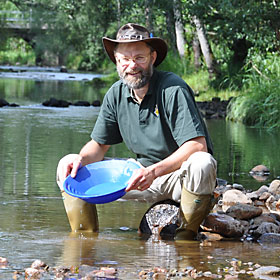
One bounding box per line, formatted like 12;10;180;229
202;213;244;238
258;233;280;244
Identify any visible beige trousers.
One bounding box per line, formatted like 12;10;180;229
123;152;217;203
57;151;217;203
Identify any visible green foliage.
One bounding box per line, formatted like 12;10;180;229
227;53;280;129
0;38;35;65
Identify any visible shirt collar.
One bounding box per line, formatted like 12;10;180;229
123;69;158;99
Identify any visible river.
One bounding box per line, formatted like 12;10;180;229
0;68;280;279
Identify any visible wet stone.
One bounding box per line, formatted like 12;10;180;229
253;266;280;278
254;222;280;238
139;200;180;239
226;203;263;220
250;165;270;175
202;213;244;238
258;233;280;244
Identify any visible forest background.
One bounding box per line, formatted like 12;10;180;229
0;0;279;128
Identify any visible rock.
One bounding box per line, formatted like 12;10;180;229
0;257;8;266
92;100;101;106
138;200;180;239
226;203;262;220
202;213;244;238
268;180;280;195
250;166;270;181
0;99;9;107
42;98;70;108
250;165;270;175
251;214;279;228
246;192;259;200
31;259;47;270
73;100;90;107
258;233;280;244
253;266;280;279
259;191;271;201
222;190;252;212
60;66;68;73
25;267;40;278
254;222;280;238
232;183;245;191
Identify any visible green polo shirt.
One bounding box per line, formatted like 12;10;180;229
91;70;213;167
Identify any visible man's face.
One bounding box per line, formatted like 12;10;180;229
114;42;157;89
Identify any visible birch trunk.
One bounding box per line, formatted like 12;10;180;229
192;15;219;79
173;0;186;58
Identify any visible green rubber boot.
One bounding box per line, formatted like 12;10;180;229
175;188;214;240
62;191;99;232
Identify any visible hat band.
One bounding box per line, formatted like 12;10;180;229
118;34;148;40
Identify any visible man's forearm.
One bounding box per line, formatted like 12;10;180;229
79;139;110;166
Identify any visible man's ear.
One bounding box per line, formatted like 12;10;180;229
151;51;157;65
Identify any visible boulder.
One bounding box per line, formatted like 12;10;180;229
258;233;280;244
0;99;9;107
226;203;262;220
250;165;270;175
251;214;279;228
138;200;180;239
254;222;280;238
42;98;70;108
268;180;280;195
222;189;252;212
253;266;280;279
92;100;101;107
73;101;90;107
202;213;244;238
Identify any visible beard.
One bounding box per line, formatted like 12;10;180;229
117;62;154;90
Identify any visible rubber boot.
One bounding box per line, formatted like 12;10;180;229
175;188;213;240
62;191;99;232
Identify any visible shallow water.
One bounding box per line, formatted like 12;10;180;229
0;74;280;279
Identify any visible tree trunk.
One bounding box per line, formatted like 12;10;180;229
116;0;121;28
145;0;153;33
173;0;186;58
192;34;201;70
192;15;220;79
165;8;177;53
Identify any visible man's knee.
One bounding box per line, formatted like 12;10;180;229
187;151;217;176
180;152;217;195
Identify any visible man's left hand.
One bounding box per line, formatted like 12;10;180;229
125;167;155;192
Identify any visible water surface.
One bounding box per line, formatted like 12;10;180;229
0;74;280;279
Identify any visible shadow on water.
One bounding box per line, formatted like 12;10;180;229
0;71;280;278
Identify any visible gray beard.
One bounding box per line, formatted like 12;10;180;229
117;63;154;89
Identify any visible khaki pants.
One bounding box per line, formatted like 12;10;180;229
57;151;217;203
123;152;217;203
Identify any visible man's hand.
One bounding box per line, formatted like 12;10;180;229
57;154;82;186
125;167;156;192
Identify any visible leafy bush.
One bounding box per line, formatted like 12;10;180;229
227;53;280;129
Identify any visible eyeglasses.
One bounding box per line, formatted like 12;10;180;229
116;54;151;66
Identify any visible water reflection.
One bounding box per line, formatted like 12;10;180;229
1;75;280;278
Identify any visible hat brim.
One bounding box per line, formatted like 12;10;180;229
102;37;168;67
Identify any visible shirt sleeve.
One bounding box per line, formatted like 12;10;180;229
91;90;123;145
165;86;206;147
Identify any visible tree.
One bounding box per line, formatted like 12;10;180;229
173;0;186;58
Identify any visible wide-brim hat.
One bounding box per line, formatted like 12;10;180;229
102;23;168;67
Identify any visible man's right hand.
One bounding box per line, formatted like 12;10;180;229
56;154;82;191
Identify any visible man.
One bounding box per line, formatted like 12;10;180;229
57;23;217;240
